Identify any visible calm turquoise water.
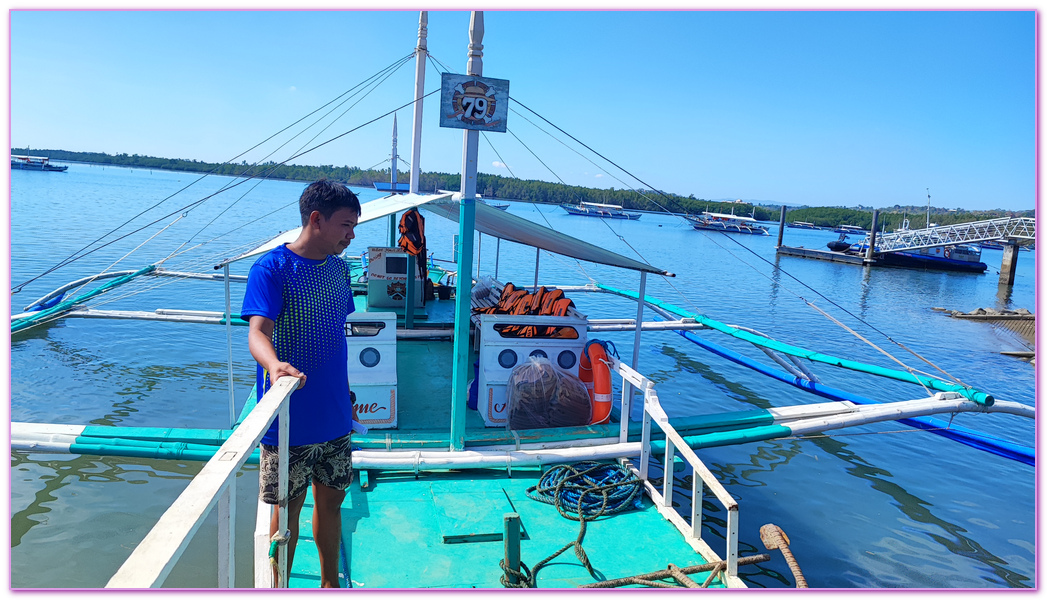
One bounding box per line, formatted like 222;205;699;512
10;163;1036;588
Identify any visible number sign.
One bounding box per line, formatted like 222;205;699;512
439;73;509;133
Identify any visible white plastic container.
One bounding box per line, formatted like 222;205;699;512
346;311;398;429
476;311;588;427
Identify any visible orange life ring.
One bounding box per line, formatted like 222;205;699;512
579;341;613;425
944;247;952;259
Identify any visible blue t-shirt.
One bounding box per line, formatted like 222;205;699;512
242;244;356;446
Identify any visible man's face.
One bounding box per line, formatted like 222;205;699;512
316;207;359;255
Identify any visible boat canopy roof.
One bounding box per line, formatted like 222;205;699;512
219;192;669;275
581;201;624;210
425;198;669;275
703;211;757;222
217;192;453;267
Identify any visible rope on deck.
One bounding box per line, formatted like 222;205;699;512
578;554;771;588
500;461;643;588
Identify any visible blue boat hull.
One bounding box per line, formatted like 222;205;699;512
876;251;988;273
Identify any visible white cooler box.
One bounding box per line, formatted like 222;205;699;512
346;311;398;429
476;311;588;427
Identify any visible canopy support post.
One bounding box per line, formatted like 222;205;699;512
449;11;484;452
621;270;646;442
533;247;540;290
220;263;236;587
494;237;501;280
224;265;235;429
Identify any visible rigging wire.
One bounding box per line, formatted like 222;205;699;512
694;231;955;388
11;87;442;300
430;51;695;304
12;52;417;295
183;53;416;246
429;46;959;383
704;230;967;387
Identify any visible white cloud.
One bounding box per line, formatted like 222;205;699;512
493;161;509;169
594;173;604;178
288;86;297;92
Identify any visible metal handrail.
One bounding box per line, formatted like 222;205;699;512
611;357;741;587
105;376;299;589
867;217;1035;252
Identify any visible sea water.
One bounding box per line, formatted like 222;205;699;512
10;164;1036;588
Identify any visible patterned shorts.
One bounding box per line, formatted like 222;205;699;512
259;432;354;504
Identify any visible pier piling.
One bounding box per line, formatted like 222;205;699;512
1000;243;1019;286
776;206;786;248
865;210;879;261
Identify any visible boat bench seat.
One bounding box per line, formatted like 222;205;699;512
469;280;506;328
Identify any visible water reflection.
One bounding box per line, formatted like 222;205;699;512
656;344;1033;588
10;452;199;548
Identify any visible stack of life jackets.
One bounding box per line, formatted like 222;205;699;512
472;283;576;337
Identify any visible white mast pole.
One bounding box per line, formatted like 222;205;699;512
926;188;931;229
409;11;428;194
449;11;483;452
388;114;399;247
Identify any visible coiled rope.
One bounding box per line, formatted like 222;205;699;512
500;461;643;588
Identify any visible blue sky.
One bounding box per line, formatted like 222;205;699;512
9;9;1036;210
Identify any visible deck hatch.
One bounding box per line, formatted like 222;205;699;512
430;481;524;544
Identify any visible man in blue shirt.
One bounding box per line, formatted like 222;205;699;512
241;179;361;587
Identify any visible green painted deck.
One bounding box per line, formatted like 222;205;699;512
286;467;725;589
280;295;725;589
393;337;489;432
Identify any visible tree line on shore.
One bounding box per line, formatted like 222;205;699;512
17;148;1032;228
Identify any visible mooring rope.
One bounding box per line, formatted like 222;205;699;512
500;461;643;588
578;554;772;588
268;529;291;588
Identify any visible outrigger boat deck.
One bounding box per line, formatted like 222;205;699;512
686;211;769;235
11;11;1035;591
561;201;642;220
11;154;68;171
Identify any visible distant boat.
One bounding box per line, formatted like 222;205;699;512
687;211;769;235
833;224;866;235
979;241;1005;250
826;232;851;251
848;242;987;273
11;155;68;172
560;201;641;219
373;182;411;193
787;221;821;230
478;197;509;211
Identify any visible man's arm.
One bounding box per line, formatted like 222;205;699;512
248;315;306;386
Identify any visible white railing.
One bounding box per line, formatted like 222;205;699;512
612;357;742;588
868;217;1035;252
105;376;299;589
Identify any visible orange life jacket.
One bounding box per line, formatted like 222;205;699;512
398;208;428;281
470;282;575;338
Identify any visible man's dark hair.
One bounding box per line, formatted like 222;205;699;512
299;179;361;225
